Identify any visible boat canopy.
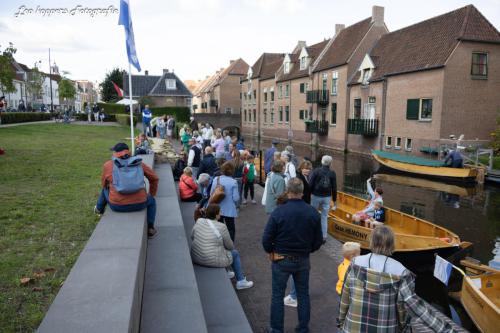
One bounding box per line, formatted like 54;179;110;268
372;150;445;167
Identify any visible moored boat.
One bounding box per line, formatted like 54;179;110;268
328;191;465;253
459;259;500;333
372;150;478;183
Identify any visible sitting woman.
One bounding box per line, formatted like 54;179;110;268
353;178;383;224
338;226;455;332
365;201;385;229
191;204;254;290
135;133;151;154
179;167;202;202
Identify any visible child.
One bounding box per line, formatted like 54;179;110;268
365;201;385;229
135;133;151;154
336;242;361;296
352;178;383;225
242;155;257;204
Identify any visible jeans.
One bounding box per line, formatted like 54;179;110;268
235;177;243;207
289;276;297;300
143;122;152;136
311;195;330;239
270;256;310;333
158;127;166;139
96;188;156;227
220;216;235;242
191;166;199;181
231;249;245;281
244;181;254;200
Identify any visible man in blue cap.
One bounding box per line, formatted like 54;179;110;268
264;139;279;174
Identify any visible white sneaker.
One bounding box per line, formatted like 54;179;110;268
242;199;247;205
236;278;254;290
283;295;298;307
227;271;235;279
251;200;257;204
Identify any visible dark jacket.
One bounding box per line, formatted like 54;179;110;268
199;154;218;177
189;120;198;131
297;171;311;204
262;199;323;256
309;165;337;201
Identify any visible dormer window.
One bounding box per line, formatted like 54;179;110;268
284;61;290;74
361;69;371;85
166;79;176;90
247;68;253;80
300;57;306;70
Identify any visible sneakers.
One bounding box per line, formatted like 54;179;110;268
227;270;235;279
236;278;254;290
148;227;158;239
93;205;103;215
242;199;247;205
251;200;257;204
283;295;298;307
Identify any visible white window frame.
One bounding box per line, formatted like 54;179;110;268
395;137;402;149
300;57;306;70
285;84;289;97
305;82;309;92
284;61;290;74
285;105;290;123
225;107;232;114
166;79;176;90
405;138;413;151
278;84;283;99
331;71;338;95
419;98;432;121
385;136;392;148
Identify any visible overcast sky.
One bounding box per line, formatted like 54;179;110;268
1;0;499;84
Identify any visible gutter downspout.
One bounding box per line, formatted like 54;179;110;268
380;79;388;151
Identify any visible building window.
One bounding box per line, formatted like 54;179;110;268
264;108;267;123
322;73;327;91
395;137;402;149
353;98;361;119
271;108;274;123
271;91;275;101
420;98;432;120
331;103;337;125
278;84;283;99
253;90;256;100
244;94;247;100
285;106;289;122
279;106;283;122
300;83;305;93
385;136;392;148
253;109;256;123
225;107;232;114
239;92;242;99
300;56;306;70
361;69;371;85
264;91;268;102
284;61;290;74
166;79;176;90
331;71;338;95
299;110;304;120
364;96;376;119
405;138;412;151
285;84;289;97
244;109;247;122
305;82;309;92
471;52;488;77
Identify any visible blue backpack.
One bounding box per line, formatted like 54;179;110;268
112;156;145;194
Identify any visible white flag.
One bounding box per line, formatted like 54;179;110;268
434;255;453;285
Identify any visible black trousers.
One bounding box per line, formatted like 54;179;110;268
181;193;202;202
219;216;235;242
244;181;255;200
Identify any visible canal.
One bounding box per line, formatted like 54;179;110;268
249;137;500;267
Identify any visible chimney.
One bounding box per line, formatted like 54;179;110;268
144;70;148;76
371;6;384;26
230;60;235;64
163;69;169;74
335;24;345;36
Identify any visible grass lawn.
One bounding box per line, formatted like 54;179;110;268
0;123;136;332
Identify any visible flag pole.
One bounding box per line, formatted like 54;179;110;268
128;63;135;155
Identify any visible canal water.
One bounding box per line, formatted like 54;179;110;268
249;137;500;267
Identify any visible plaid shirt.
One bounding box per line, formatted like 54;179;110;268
339;264;457;333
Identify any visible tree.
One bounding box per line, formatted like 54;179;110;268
26;67;44;105
58;75;76;110
139;95;153;107
99;68;125;102
0;43;17;95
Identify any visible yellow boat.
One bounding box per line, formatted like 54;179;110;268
459;260;500;333
373;173;476;197
328;191;464;253
372;150;478;183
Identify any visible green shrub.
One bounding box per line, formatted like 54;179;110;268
0;112;52;124
115;114;137;127
97;102;127;114
97;102;190;123
74;113;116;122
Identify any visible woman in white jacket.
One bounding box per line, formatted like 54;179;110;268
191;204;254;290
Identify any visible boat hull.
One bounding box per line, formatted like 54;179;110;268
461;273;500;333
372;153;478;183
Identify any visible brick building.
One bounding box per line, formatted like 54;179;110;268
192;59;249;114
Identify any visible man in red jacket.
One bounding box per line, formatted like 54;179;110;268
94;143;159;238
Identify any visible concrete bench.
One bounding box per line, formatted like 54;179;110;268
179;201;253;333
140;164;207;333
38;154;154;333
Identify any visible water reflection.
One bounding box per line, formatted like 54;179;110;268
249;137;500;265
